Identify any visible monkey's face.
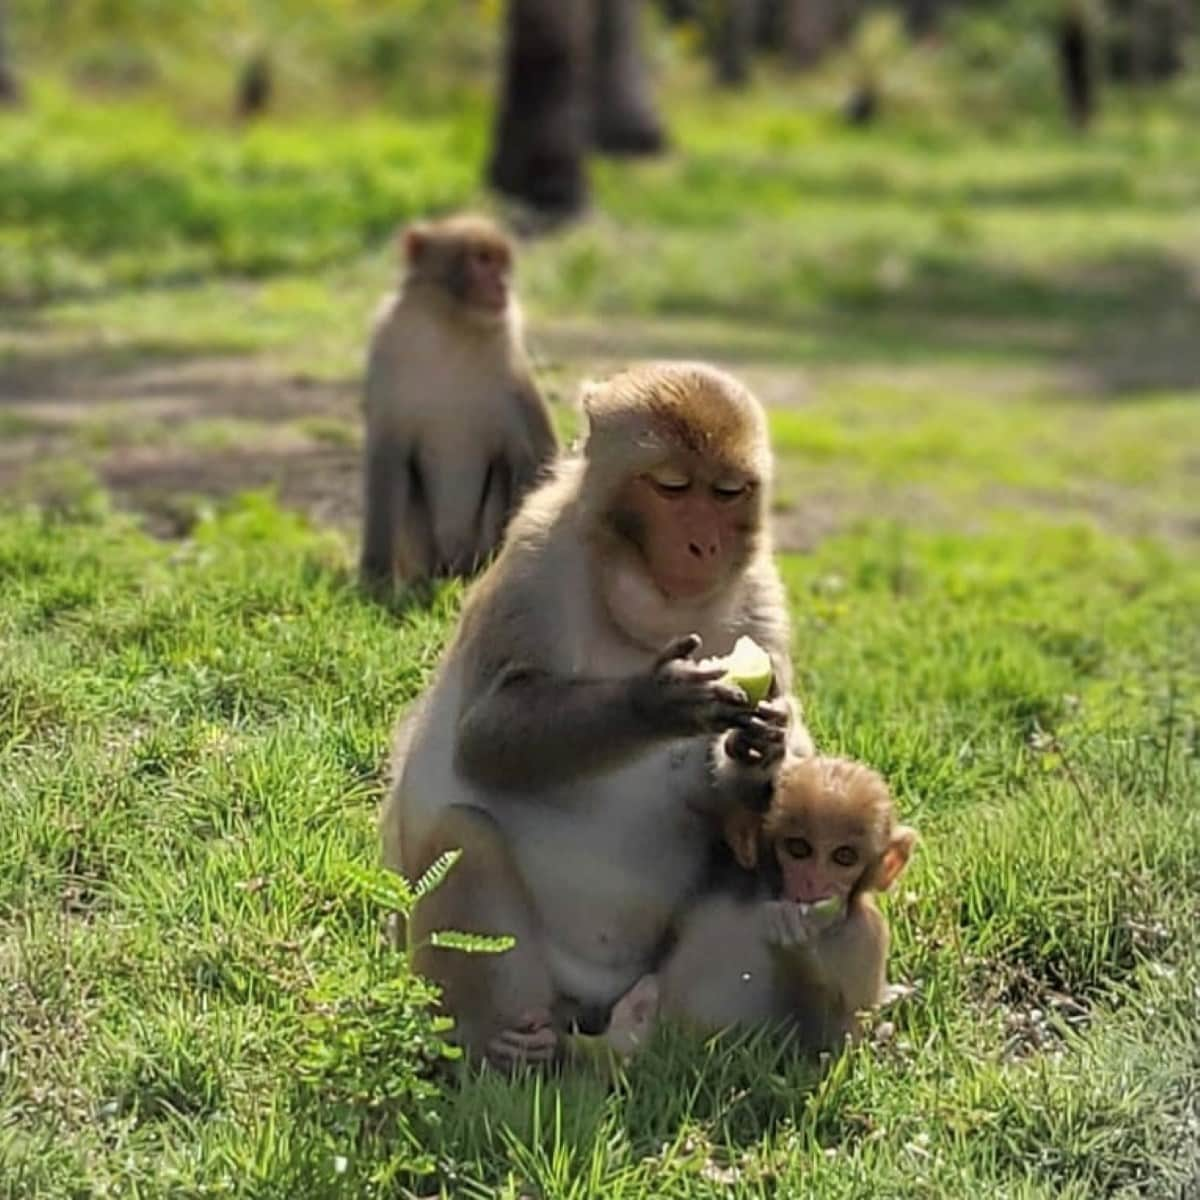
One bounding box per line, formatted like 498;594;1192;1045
612;456;757;602
756;756;916;904
772;815;876;905
450;237;511;314
403;219;513;320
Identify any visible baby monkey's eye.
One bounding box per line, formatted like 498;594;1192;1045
783;837;812;860
831;846;859;868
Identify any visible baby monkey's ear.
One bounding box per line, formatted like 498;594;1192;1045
722;806;761;871
874;825;917;892
401;223;431;264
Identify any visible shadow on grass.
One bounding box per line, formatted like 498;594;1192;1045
0;335;356;419
405;1024;836;1193
662;150;1197;220
543;246;1200;399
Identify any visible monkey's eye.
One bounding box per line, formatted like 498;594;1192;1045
647;468;691;496
712;479;748;502
783;837;812;859
832;846;859;868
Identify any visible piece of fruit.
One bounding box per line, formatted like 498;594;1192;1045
809;895;844;919
709;635;773;705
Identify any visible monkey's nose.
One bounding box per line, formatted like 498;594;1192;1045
688;540;717;559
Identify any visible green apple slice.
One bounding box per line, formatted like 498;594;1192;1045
719;636;773;705
809;895;844;919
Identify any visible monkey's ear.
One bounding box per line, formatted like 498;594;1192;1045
875;826;917;892
578;378;604;420
402;224;430;263
722;807;761;871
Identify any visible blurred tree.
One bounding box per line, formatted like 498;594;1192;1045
659;0;700;21
234;47;273;121
592;0;667;152
1056;0;1098;130
710;0;758;86
778;0;839;67
0;0;21;105
488;0;665;218
488;0;590;216
1106;0;1187;82
898;0;945;37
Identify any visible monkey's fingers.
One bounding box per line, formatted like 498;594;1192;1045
487;1024;559;1068
753;699;790;727
710;682;751;708
782;903;811;948
655;633;702;667
762;900;789;946
665;659;727;686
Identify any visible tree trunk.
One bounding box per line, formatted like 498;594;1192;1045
754;0;783;50
234;49;272;122
1057;4;1098;130
711;0;758;87
488;0;590;217
900;0;943;38
590;0;667;154
0;0;21;106
780;0;837;69
660;0;699;22
1106;0;1186;82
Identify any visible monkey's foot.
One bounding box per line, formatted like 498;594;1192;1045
486;1010;558;1069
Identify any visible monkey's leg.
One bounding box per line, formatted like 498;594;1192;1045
472;458;512;570
425;452;491;577
409;804;557;1066
394;456;436;585
360;437;399;584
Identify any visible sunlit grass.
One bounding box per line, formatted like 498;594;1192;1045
1;496;1196;1196
2;33;1200;1196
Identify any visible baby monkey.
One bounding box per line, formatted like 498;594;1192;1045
611;755;916;1056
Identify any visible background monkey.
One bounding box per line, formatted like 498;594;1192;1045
381;362;814;1067
654;754;916;1051
359;213;559;589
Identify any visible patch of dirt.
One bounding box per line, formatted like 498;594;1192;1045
102;444;361;536
0;352;357;425
1;333;1195;551
0;345;362;536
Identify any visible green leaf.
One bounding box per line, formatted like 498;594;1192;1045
414;848;462;900
344;862;413;908
427;929;516;955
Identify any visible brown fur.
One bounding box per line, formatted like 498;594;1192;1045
381;362;813;1066
655;754;915;1050
359;212;558;588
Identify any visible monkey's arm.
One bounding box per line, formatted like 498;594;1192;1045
456;637;772;794
817;901;890;1014
455;668;686;793
774;900;889;1016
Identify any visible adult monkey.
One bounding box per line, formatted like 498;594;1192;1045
381;363;814;1065
359;214;557;589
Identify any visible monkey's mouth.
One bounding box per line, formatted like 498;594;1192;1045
475;288;508;312
652;570;722;604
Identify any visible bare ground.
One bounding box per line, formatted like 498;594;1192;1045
0;318;1194;551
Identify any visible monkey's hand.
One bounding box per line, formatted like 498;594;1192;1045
762;900;825;958
724;697;789;773
630;635;760;739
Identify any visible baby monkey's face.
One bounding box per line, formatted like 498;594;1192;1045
726;755;915;907
773;812;872;905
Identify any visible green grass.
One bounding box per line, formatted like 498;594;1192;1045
1;495;1196;1197
3;27;1200;1196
